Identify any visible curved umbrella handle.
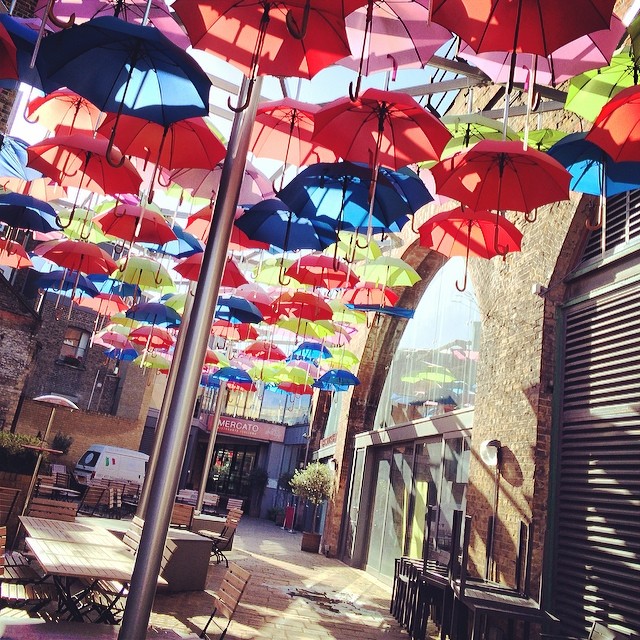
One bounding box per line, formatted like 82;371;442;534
585;199;604;230
493;214;508;257
48;2;75;28
23;103;39;124
354;232;370;249
106;128;126;168
286;1;310;40
228;78;255;113
524;209;537;223
410;214;420;234
78;220;93;241
154;263;164;285
118;250;130;272
278;258;291;287
349;75;363;102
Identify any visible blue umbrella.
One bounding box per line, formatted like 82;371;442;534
88;274;142;299
215;295;263;324
0;134;41;181
345;303;415;319
104;346;139;362
290;341;332;363
235;199;338;252
202;367;253;388
547;132;640;197
0;193;58;232
126;301;181;327
313;369;361;392
36;270;100;297
37;17;211;127
0;14;44;90
277;161;433;234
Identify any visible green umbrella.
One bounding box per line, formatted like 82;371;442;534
565;48;639;122
520;128;569;152
401;364;456;384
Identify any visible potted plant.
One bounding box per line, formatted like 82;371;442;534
289;462;333;553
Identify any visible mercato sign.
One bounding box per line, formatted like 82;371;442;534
207;414;286;443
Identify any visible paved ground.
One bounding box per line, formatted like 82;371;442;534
2;515;442;639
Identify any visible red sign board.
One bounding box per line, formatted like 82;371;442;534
208;415;286;443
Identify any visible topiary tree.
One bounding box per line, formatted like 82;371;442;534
289;462;333;534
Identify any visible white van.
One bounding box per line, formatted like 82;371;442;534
74;444;148;485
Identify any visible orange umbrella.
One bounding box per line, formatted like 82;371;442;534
0;240;32;269
272;290;334;322
241;340;287;361
341;282;399;307
25;89;105;135
210;320;258;342
0;177;66;202
77;293;128;317
34;239;118;275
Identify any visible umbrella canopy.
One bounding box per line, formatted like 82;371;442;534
204;348;231;367
115;255;175;292
172;0;362;80
0;19;19;83
241;341;288;362
0;176;66;202
37;17;212;127
210;320;259;342
93;204;177;245
26;134;142;197
128;325;175;350
341;282;399;307
205;366;253;389
0;14;44;90
35;239;118;275
25;89;105;136
104;345;139;362
277;318;340;341
215;295;263;324
234;283;279;324
353;256;421;287
277;161;432;235
0;134;41;182
430;0;615;57
94;329;136;350
0;241;33;269
548;132;640;196
430;139;571;214
77;292;129;316
324;346;360;370
33;394;80;409
284;254;360;289
236;199;338;252
290;341;332;362
175;254;248;288
456;12;625;87
0;193;58;232
585;86;640;162
272;291;334;322
142;223;204;259
439;114;520;159
313;88;452;170
35;269;101;296
250;98;337;168
126;301;182;327
313;369;360;391
34;0;190;48
339;0;452;99
133;350;172;370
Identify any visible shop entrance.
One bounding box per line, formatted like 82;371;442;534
208;443;260;499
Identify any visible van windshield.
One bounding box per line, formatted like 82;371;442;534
78;451;100;467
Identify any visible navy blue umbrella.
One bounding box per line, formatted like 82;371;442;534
0;193;58;232
215;295;263;324
202;367;253;389
0;15;44;90
277;161;433;234
126;301;182;327
37;17;212;127
104;346;139;362
313;369;361;392
235;199;338;252
36;270;100;297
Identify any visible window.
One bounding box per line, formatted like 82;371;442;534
59;327;90;367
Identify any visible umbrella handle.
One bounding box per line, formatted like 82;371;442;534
228;78;255;113
106;128;126;168
278;259;292;287
585;198;604;231
410;215;420;235
524;209;537;223
354;233;370;250
286;2;310;39
55;209;74;229
493;214;508;257
348;76;362;103
48;2;76;29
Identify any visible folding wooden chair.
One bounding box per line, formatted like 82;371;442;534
200;562;250;640
170;502;195;529
77;486;106;516
0;486;21;527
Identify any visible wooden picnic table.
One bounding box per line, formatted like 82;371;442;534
19;516;126;547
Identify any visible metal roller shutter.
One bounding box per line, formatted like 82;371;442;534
555;283;640;638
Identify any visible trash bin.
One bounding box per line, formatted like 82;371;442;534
283;505;295;530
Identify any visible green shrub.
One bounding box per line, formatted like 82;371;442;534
51;431;73;455
0;431;45;474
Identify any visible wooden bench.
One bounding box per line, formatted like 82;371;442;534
200;562;251;640
26;496;78;522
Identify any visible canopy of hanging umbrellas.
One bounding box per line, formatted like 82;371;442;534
0;0;635;407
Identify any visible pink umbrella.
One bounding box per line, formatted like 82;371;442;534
34;0;190;48
457;13;625;87
170;161;274;205
338;0;453;99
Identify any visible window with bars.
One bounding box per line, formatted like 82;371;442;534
581;190;640;263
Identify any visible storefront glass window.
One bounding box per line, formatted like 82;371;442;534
374;257;481;429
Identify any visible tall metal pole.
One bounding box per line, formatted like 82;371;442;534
196;381;227;513
137;283;195;519
118;75;263;640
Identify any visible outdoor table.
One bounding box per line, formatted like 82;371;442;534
19;516;126;547
35;484;81;501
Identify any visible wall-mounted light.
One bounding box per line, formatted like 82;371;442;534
480;439;501;467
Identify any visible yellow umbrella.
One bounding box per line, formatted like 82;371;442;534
329;300;366;325
114;255;176;293
353;256;421;287
323;230;382;262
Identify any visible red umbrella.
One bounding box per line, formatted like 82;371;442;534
430;0;616;58
77;293;128;317
128;325;175;350
585;85;640;162
430;140;571;218
272;291;334;322
0;240;32;269
341;282;399;307
26;134;142;197
312;88;452;170
35;239;118;275
93;203;177;246
25;89;105;135
172;0;364;89
250;98;337;169
418;207;523;290
234;283;279;324
284;254;360;289
0;177;66;202
175;254;248;289
241;341;288;361
0;20;19;82
210;319;259;342
98;114;226;201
